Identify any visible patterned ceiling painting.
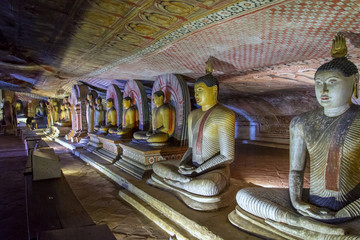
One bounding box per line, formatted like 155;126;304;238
0;0;359;97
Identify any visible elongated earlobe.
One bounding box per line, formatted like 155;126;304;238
354;73;359;99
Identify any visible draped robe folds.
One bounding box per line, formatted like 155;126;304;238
298;105;360;211
152;103;235;196
236;105;360;225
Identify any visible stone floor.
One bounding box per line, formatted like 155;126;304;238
0;134;28;240
47;141;170;240
0;132;310;240
0;134;169;240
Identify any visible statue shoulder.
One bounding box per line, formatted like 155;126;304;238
213;104;235;118
290;108;323;129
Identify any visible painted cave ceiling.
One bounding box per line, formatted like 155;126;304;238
0;0;360;98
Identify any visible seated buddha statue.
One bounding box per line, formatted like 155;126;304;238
65;103;72;123
151;72;235;198
133;90;175;145
56;104;71;127
52;101;59;123
98;98;117;134
115;96;138;139
35;101;46;118
59;105;66;121
231;34;360;239
94;97;105;131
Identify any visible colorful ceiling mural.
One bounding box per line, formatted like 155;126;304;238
0;0;359;97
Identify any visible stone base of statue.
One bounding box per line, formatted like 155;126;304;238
93;134;131;164
84;132;103;152
71;130;87;143
148;173;237;211
31;117;48;129
51;125;72;138
65;129;75;140
228;189;360;240
115;141;187;179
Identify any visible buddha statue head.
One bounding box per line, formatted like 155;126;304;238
194;73;219;109
106;98;114;110
60;105;65;112
123;97;132;110
87;92;93;102
95;96;102;106
153;91;165;108
314;35;359;116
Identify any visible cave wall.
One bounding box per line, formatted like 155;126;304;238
220;88;319;147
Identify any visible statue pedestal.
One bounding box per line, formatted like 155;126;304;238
93;135;131;164
148;173;237;211
84;133;103;152
228;188;360;239
71;130;87;143
116;142;187;179
51;125;72;138
65;129;75;141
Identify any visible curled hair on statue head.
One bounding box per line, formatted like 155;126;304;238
316;57;358;77
195;73;219;93
154;90;165;98
96;96;102;102
106;98;114;103
124;96;132;102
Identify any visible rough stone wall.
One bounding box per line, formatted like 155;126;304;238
220;88;319;146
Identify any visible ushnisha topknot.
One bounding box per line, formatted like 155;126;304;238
316;33;358;77
154;90;165;98
195;58;219;91
124;96;132;101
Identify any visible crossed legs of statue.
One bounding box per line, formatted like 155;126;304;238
152;160;229;196
234;188;360;239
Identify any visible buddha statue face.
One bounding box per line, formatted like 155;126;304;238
194;82;217;106
123;99;131;109
16;102;21;112
95;97;101;105
315;70;354;109
153;94;164;108
87;93;93;101
60;105;65;111
106;99;114;109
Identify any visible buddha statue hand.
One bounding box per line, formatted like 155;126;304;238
293;200;336;220
335;208;352;219
178;165;197;176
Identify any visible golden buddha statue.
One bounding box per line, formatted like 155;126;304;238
35;101;46;118
65;103;72;123
230;34;360;239
94;97;105;131
86;93;95;133
151;68;235;199
98;98;117;134
52;100;59;123
59;105;66;121
116;96;138;138
56;103;71;127
133;90;175;144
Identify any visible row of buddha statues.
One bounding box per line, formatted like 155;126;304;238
85;89;175;145
32;98;73;129
44;34;360;239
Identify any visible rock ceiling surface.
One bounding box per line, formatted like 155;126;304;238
0;0;360;97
